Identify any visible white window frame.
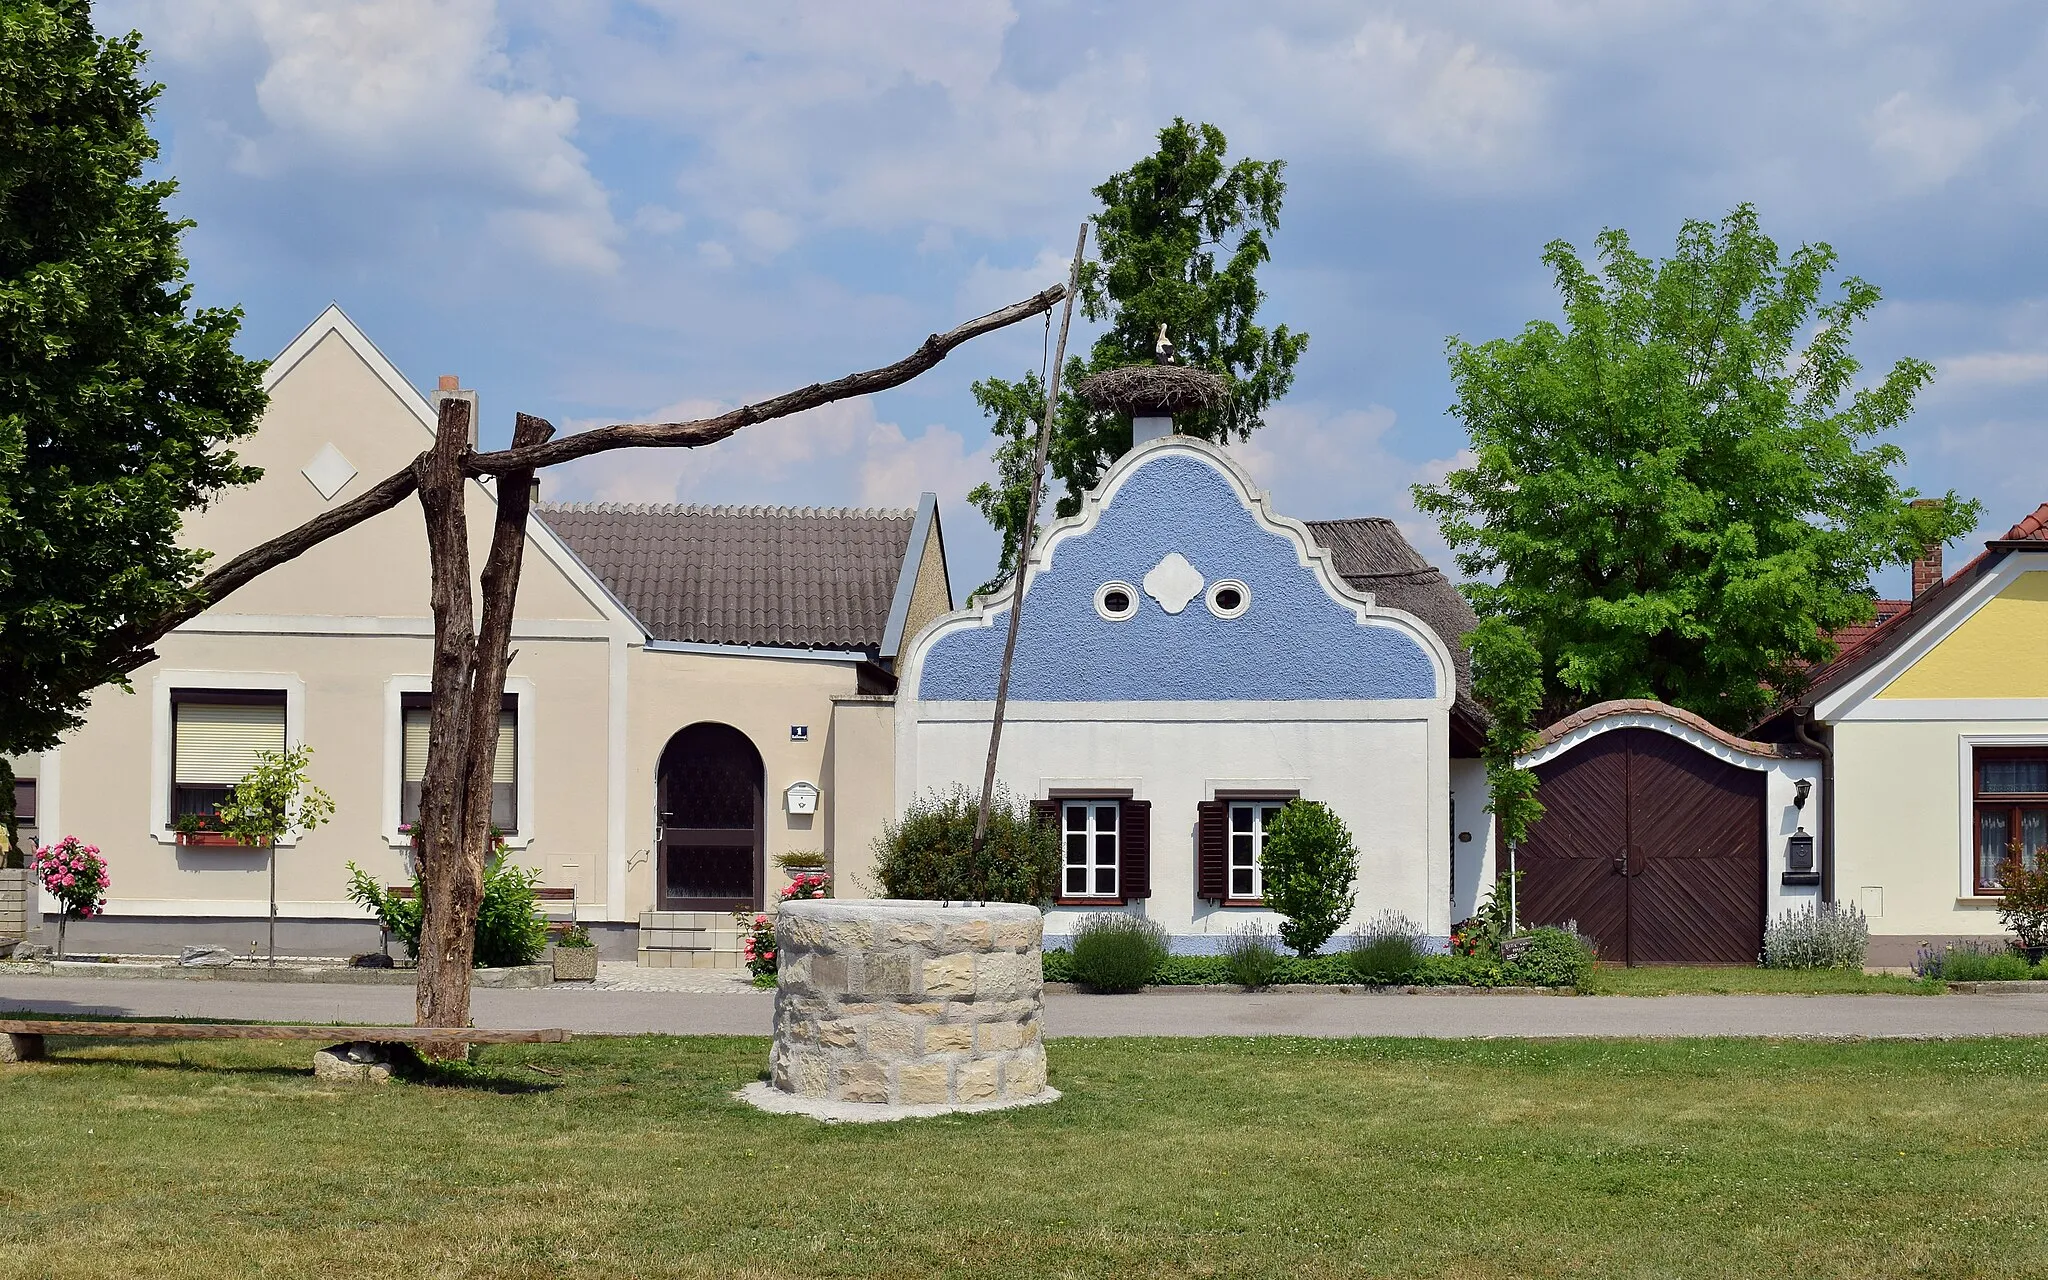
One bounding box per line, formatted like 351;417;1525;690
150;671;306;844
1060;799;1121;900
1957;733;2048;899
383;675;536;851
1228;800;1287;903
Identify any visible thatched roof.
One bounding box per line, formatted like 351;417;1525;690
1076;364;1227;415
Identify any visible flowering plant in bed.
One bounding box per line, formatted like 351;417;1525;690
738;873;834;981
31;836;109;956
1995;847;2048;961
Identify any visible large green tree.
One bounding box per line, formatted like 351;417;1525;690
0;1;268;856
969;119;1308;591
1414;205;1978;836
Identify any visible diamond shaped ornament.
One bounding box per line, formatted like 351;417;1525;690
1142;552;1204;615
300;443;358;500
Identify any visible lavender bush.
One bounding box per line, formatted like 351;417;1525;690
1761;901;1868;970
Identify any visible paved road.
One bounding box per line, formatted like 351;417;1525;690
7;974;2048;1038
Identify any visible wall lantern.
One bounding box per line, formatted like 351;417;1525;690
1793;777;1812;810
784;781;820;815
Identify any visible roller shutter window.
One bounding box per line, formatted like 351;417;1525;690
172;691;286;819
13;778;35;837
402;695;519;833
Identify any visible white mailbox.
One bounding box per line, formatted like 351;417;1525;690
784;781;820;815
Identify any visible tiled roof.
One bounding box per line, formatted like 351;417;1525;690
1819;598;1911;665
535;502;916;651
1999;502;2048;543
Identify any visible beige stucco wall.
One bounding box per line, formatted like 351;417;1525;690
1831;717;2035;940
53;630;613;918
624;648;875;913
823;694;898;897
897;520;953;661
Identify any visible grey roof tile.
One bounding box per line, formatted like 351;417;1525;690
535;502;915;651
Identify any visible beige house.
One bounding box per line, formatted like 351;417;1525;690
24;307;950;960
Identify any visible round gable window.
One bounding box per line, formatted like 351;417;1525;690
1095;581;1138;621
1206;579;1250;619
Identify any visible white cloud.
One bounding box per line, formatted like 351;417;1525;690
1937;350;2048;389
1227;404;1469;572
1868;88;2034;191
122;0;619;272
549;396;989;512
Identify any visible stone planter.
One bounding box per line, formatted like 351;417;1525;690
0;865;31;940
550;945;598;982
748;900;1056;1118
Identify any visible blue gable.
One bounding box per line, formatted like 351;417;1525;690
916;448;1440;702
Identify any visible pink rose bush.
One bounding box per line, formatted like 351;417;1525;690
31;836;109;919
734;872;833;980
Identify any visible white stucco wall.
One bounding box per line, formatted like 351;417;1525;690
1832;717;2042;941
905;701;1450;945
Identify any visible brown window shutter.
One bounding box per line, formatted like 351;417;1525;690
1196;800;1227;901
1119;799;1151;899
1031;799;1059;830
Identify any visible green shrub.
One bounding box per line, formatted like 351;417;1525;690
344;855;549;969
873;785;1060;905
1221;923;1284;989
1069;913;1168;992
1504;926;1595;988
1260;800;1358;956
1762;902;1868;970
1915;941;2033;982
1346;911;1425;985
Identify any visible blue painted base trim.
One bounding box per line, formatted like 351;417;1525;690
1041;933;1453;957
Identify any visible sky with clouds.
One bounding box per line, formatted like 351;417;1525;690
102;0;2048;596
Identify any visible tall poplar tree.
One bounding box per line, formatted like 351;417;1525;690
0;0;268;857
969;119;1308;591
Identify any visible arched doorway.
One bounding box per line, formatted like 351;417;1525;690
657;723;764;911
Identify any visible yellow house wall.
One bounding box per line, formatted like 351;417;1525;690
1878;571;2048;699
1830;718;2036;939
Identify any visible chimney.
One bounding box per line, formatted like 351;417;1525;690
426;374;478;448
1910;498;1943;598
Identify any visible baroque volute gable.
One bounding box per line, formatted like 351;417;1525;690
908;438;1452;703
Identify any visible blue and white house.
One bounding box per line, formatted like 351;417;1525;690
896;434;1494;949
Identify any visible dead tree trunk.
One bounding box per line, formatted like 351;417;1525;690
412;397;553;1032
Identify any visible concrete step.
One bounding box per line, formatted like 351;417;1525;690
637;948;744;970
639;910;750;930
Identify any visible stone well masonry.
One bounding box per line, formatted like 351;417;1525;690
770;900;1049;1108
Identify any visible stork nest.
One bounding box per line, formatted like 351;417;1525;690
1076;364;1227;415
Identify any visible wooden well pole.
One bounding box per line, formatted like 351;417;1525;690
972;223;1088;852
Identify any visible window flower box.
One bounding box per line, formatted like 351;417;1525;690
175;831;248;848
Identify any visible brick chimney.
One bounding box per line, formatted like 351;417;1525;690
426;374;478;448
1909;498;1943;597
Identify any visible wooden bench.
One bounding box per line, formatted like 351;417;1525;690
381;884;580;952
0;1018;569;1067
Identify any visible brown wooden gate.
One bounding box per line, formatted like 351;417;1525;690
1517;726;1765;965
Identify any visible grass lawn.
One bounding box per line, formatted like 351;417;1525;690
1581;966;1943;996
3;1031;2045;1279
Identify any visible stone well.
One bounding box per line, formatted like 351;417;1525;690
757;900;1053;1115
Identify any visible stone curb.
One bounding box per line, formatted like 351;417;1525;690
14;961;554;988
1945;980;2048;995
1043;982;1568;996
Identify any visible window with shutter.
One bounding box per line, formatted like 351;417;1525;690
14;778;35;827
401;694;520;833
171;691;285;819
1196;801;1228;901
1059;800;1121;901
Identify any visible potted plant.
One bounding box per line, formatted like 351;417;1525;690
1995;846;2048;966
550;922;599;982
29;836;109;958
216;745;335;966
173;811;243;847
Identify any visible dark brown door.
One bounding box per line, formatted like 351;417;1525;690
1518;727;1764;965
657;723;764;911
